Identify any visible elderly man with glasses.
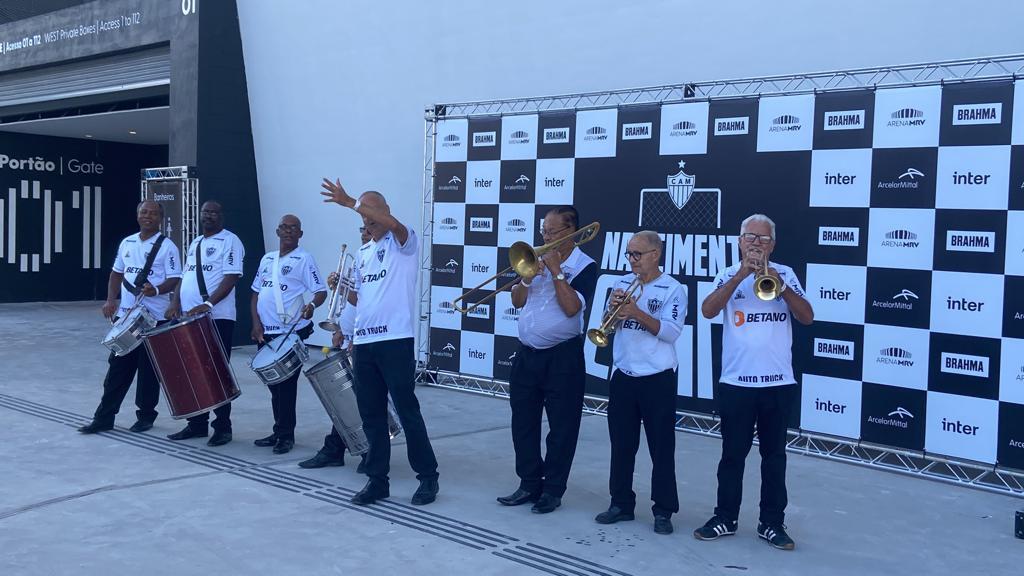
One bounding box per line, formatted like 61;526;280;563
693;214;813;551
497;206;597;514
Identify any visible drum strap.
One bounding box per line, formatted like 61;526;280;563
194;238;210;301
271;251;301;325
122;234;166;296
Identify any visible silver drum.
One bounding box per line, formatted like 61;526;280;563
102;306;158;356
249;333;308;386
304;350;402;456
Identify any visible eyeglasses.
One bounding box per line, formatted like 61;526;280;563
358;227;367;233
624;249;657;261
740;232;773;244
540;225;570;238
277;224;301;232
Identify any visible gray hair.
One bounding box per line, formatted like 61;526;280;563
633;230;663;253
740;214;776;240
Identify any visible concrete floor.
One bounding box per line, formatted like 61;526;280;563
1;301;1021;575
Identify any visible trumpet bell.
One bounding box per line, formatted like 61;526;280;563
755;276;781;301
587;328;610;348
318;319;341;332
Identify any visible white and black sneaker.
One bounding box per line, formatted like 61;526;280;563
757;522;795;550
693;515;738;541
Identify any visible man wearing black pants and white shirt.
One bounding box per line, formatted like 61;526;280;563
498;206;597;514
250;214;328;455
320;179;439;506
594;231;684;535
693;214;813;551
165;201;245;447
79;201;181;434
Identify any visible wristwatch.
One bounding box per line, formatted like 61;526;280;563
555;273;566;282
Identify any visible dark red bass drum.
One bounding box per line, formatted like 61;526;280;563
143;313;241;419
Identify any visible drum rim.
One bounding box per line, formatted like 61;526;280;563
143;312;210;337
167;390;241;420
304;351;351;376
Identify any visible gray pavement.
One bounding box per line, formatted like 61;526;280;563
1;301;1021;575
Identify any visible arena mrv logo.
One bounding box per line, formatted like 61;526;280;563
888;108;926;127
543;127;570;144
882;229;919;248
473;131;496;147
469;217;493;232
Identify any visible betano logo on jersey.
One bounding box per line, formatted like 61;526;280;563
952;103;1002;126
769;115;801;132
473;131;496;147
714;116;748;135
733;310;788;326
543;127;570;144
946;230;995;253
888;108;926;127
823;109;865;131
818;226;859;247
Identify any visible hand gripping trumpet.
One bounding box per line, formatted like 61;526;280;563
752;250;782;301
319;244;356;332
587;275;643;348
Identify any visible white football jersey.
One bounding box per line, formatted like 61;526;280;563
609;272;687;377
712;261;805;388
179;229;245;321
112;232;181;319
352;228;418;344
250;247;327;334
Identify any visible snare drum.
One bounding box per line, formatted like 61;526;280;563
304;350;402;456
143;313;241;419
249;333;309;386
102;306;157;356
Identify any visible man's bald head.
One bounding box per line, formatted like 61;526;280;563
359;190;387;208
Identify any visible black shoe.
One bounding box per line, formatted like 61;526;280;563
351;480;390;506
531;493;561;514
757;522;795;550
128;420;153;433
254;434;277;447
693;515;738;541
77;421;113;434
272;438;295;454
411;478;439;506
654;515;674;535
298;451;344;469
167;425;208;441
595;506;635;525
356;455;367;475
207;431;232;447
497;488;540;506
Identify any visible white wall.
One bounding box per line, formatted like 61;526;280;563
236;0;1024;345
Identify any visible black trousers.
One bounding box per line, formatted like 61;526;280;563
92;321;165;425
509;336;585;498
607;369;679;516
321;426;350;458
714;383;796;526
185;319;234;432
262;326;311;440
353;337;437;483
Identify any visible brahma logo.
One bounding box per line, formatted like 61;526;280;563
888;108;926;127
543;127;570;144
940;352;989;378
469;217;493;232
505;218;528;233
622;122;652;140
824;110;864;131
670;120;698;136
441;133;462;148
507;130;531;145
814;338;854;361
818;226;859;247
473;132;496;147
952;103;1002;126
868;407;914;429
769;114;801;132
584;125;609;141
466;304;491;320
946;230;995;253
714;116;748;135
878;347;914;367
882;229;920;248
872;289;918;311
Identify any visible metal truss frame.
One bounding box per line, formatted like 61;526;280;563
140;165;199;257
416;54;1024;497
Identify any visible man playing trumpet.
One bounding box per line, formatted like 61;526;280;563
592;231;685;535
693;214;813;551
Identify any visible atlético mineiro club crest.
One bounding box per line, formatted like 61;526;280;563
638;160;722;230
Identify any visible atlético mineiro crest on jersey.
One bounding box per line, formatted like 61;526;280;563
376;248;386;263
281;265;292;275
206;246;216;258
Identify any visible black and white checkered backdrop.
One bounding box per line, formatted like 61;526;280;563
426;78;1024;469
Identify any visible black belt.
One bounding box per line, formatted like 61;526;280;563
519;334;583;353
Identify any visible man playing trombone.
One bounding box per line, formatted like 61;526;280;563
497;206;597;514
592;231;685;535
693;214;813;551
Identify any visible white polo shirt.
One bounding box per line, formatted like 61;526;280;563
517;247;596;350
609;272;687;377
250;247;327;334
352;228;418;345
712;261;806;388
112;232;181;319
179;228;245;321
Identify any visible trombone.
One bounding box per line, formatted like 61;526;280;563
319;244;356;331
587;276;643;347
753;252;782;301
452;222;601;315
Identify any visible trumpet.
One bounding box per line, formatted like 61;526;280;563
587;276;643;347
452;222;601;315
753;254;781;301
319;244;356;331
